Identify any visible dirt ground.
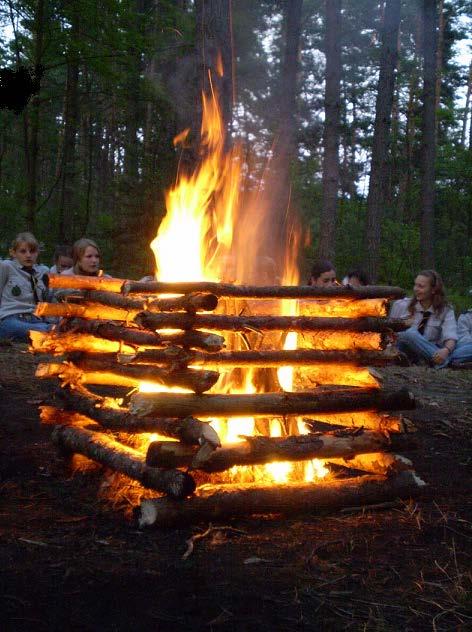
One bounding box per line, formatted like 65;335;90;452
0;343;471;632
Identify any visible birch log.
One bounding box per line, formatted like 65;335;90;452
137;471;426;527
51;422;196;499
130;387;416;418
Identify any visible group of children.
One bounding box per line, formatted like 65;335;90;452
0;232;104;342
309;259;472;368
1;232;472;368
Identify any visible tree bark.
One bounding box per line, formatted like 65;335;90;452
327;452;413;476
50;419;196;499
137;471;426;527
365;0;401;282
43;390;221;447
55;320;225;351
135;311;407;334
130;386;415;418
68;290;219;313
318;0;342;260
115;346;406;368
420;0;438;268
145;428;412;472
37;360;219;394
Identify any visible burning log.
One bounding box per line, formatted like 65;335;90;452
145;429;413;472
57;319;226;352
243;298;388;318
302;412;408;434
135;312;408;334
36;301;132;321
46;389;221;447
113;346;406;368
47;273;126;292
137;470;426;527
122;279;406;300
130;387;415;418
30;330;136;355
36;360;220;393
327;453;414;476
68;290;219;313
49;417;196;499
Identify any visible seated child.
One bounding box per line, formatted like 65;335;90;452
389;269;457;368
0;232;53;342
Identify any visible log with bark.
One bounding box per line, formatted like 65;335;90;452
130;386;415;418
29;329;137;355
135;312;408;334
47;273;126;292
46;388;221;447
36;301;133;321
112;346;407;368
36;360;220;393
145;428;414;472
137;470;426;527
67;290;219;314
301;412;408;434
49;416;196;499
327;453;414;477
242;297;388;319
122;279;406;300
57;319;226;351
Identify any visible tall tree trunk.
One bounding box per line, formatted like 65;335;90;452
265;0;303;272
434;0;445;137
24;0;45;231
58;15;80;244
365;0;401;283
420;0;438;268
318;0;342;261
461;59;472;147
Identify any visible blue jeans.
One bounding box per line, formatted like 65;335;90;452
0;314;52;342
450;342;472;364
396;327;450;369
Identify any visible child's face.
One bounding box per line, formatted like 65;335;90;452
12;242;39;268
78;246;100;274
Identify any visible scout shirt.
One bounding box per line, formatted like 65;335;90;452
457;310;472;345
389;297;458;346
0;259;50;319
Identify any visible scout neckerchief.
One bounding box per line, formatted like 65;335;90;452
22;266;41;303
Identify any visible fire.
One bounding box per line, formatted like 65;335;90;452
141;79;383;487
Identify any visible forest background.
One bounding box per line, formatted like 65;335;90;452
0;0;471;310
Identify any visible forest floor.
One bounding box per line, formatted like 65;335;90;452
0;343;471;632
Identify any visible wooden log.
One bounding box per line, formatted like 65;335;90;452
114;346;406;368
137;470;426;527
48;388;221;447
57;319;226;352
29;329;136;355
242;298;388;319
327;453;414;476
69;290;219;313
301;412;407;434
50;420;196;499
130;387;415;418
36;301;133;321
123;280;406;300
47;273;126;292
70;354;219;393
36;359;219;394
145;428;413;472
135;312;408;334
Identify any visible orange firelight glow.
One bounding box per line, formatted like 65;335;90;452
140;81;382;485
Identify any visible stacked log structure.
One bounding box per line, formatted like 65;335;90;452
32;274;425;526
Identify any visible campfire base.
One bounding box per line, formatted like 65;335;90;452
137;470;426;528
